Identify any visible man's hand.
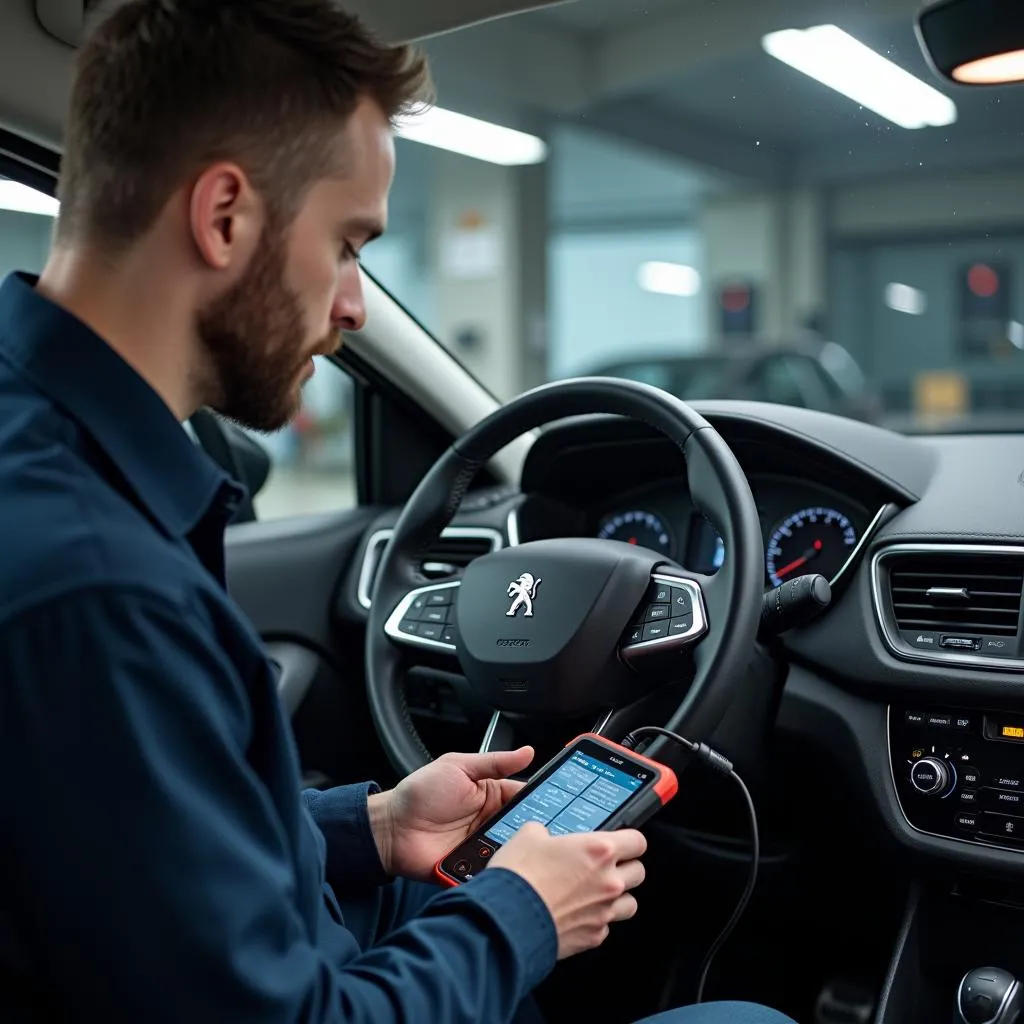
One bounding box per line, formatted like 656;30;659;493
369;746;534;882
490;823;646;959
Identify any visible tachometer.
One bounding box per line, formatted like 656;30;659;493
597;510;673;556
765;507;857;588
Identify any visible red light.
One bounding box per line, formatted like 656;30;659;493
968;263;999;299
721;286;750;313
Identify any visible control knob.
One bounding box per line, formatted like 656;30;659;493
910;756;951;796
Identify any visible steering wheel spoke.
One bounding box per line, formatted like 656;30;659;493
618;570;708;664
384;580;462;653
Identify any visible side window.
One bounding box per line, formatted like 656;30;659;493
0;174;357;521
252;362;357;520
0;175;56;276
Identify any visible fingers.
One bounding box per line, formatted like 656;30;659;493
513;821;548;840
617;858;646;892
607;893;639;923
604;828;647;862
450;746;535;782
496;779;525;804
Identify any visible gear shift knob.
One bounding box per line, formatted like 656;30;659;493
957;967;1021;1024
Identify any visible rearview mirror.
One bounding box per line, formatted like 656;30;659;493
917;0;1024;85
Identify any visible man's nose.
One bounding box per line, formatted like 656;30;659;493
332;273;366;332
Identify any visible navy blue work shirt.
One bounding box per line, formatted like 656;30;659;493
0;272;556;1021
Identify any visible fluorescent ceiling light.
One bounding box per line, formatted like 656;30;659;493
762;24;957;129
0;180;59;216
637;261;701;297
885;282;927;315
396;106;546;166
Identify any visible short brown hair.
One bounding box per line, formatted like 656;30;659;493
57;0;431;250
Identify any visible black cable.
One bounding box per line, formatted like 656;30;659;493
621;726;760;1008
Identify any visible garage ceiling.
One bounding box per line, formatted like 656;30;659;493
422;0;1024;189
3;0;1022;222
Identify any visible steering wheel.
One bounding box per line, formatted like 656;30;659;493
366;378;765;777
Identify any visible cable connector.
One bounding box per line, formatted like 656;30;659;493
621;722;759;1007
693;742;733;775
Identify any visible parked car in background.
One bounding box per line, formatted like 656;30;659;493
587;339;883;422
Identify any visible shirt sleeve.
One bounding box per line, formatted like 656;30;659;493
302;784;392;895
0;586;557;1023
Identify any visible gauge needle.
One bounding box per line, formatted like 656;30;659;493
774;539;823;580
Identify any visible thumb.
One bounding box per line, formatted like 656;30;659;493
453;745;535;782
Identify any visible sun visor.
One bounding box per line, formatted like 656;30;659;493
35;0;576;47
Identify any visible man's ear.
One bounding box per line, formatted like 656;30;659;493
188;162;262;271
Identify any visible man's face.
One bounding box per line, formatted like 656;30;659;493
197;98;394;432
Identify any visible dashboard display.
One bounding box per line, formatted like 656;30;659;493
687;515;725;574
984;716;1024;742
765;507;857;588
597;510;673;556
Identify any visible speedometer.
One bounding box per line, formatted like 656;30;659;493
597;510;673;556
765;507;857;588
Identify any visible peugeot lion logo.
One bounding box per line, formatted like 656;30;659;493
506;573;541;617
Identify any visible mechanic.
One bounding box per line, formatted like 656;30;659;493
0;2;794;1022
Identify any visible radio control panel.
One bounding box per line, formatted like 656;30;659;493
890;707;1024;848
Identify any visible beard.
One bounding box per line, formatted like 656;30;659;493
195;226;339;433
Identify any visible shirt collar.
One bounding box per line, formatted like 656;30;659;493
0;272;243;537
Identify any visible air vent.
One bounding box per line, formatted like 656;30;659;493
357;528;502;609
888;552;1024;636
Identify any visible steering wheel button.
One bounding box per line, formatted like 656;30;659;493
646;604;670;622
623;625;644;646
398;619;420;636
670;587;693;615
669;615;694;634
441;627;458;646
426;591;452;606
418;623;444;641
647;583;671;604
642;622;668;642
422;608;447;624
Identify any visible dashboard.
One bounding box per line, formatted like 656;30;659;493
590;473;871;589
512;412;892;596
341;400;1024;879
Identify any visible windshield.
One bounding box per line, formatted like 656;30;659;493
367;0;1024;434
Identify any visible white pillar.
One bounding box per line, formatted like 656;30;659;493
428;153;548;400
699;187;826;345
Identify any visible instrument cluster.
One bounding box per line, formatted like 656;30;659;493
594;475;872;590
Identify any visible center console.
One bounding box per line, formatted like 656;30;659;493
890;706;1024;851
876;880;1024;1024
